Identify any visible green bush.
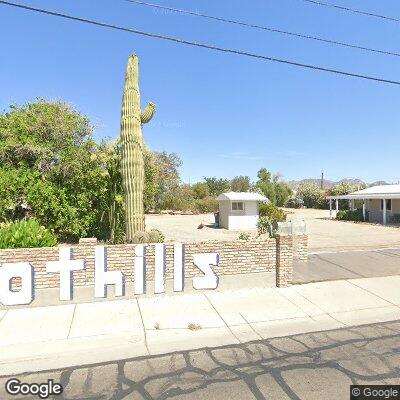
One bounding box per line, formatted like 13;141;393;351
258;203;287;223
257;216;277;238
336;209;363;222
296;183;327;209
194;197;219;213
238;232;251;240
286;197;303;209
130;229;165;244
0;219;57;249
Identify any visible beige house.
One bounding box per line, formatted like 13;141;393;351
217;192;269;230
327;185;400;225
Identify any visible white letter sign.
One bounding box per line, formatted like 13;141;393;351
0;263;33;306
173;243;184;292
46;247;85;301
134;244;146;295
95;246;124;298
192;254;219;290
154;243;166;294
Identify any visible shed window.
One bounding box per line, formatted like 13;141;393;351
232;202;244;211
381;199;392;211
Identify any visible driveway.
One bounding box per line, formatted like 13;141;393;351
287;208;400;252
294;248;400;284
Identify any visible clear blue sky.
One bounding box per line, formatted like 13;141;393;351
1;0;399;184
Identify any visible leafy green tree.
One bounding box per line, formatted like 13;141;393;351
143;150;182;211
0;100;109;241
275;183;292;207
257;168;272;183
297;183;326;209
192;182;210;199
230;176;250;192
255;168;291;206
203;177;230;196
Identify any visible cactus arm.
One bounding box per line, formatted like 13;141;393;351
140;102;156;124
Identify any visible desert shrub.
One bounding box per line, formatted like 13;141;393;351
297;183;327;209
286;197;303;208
336;209;362;222
255;168;292;206
238;232;251;240
130;229;165;244
257;216;277;237
191;182;209;199
160;185;194;212
0;219;57;249
194;197;219;213
259;203;287;223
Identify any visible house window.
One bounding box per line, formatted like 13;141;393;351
232;202;244;211
381;199;392;211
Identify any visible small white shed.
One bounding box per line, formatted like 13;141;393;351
217;192;269;230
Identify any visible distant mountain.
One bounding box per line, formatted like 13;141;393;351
286;178;390;189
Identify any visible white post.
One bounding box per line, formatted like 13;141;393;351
335;199;339;217
383;199;387;225
329;199;332;218
362;200;366;222
351;199;355;211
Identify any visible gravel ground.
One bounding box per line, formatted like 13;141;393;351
146;208;400;251
145;213;251;242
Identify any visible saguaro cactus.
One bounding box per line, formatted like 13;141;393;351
120;54;156;241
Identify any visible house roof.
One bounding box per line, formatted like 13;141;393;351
217;192;269;202
327;185;400;200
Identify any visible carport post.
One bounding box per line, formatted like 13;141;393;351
335;199;339;216
383;198;387;225
362;200;366;222
329;199;332;218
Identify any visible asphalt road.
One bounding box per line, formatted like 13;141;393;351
1;320;400;399
294;248;400;284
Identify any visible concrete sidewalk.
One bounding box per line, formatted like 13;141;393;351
2;275;400;376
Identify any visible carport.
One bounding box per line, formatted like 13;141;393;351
327;185;400;225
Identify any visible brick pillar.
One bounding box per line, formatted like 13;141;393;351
77;238;98;285
293;234;308;262
276;234;293;288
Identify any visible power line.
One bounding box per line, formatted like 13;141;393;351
125;0;400;58
300;0;400;23
0;0;399;86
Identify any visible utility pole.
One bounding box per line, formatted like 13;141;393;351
321;172;324;189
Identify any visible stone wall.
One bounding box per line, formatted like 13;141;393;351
1;238;277;290
1;235;307;291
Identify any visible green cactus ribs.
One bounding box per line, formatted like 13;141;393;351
120;54;156;242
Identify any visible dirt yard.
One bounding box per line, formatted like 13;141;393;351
146;209;400;252
146;213;246;242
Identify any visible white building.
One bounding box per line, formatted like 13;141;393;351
327;184;400;225
217;192;269;230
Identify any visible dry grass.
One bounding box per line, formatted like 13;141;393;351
188;323;202;331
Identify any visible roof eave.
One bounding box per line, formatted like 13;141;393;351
327;194;400;200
